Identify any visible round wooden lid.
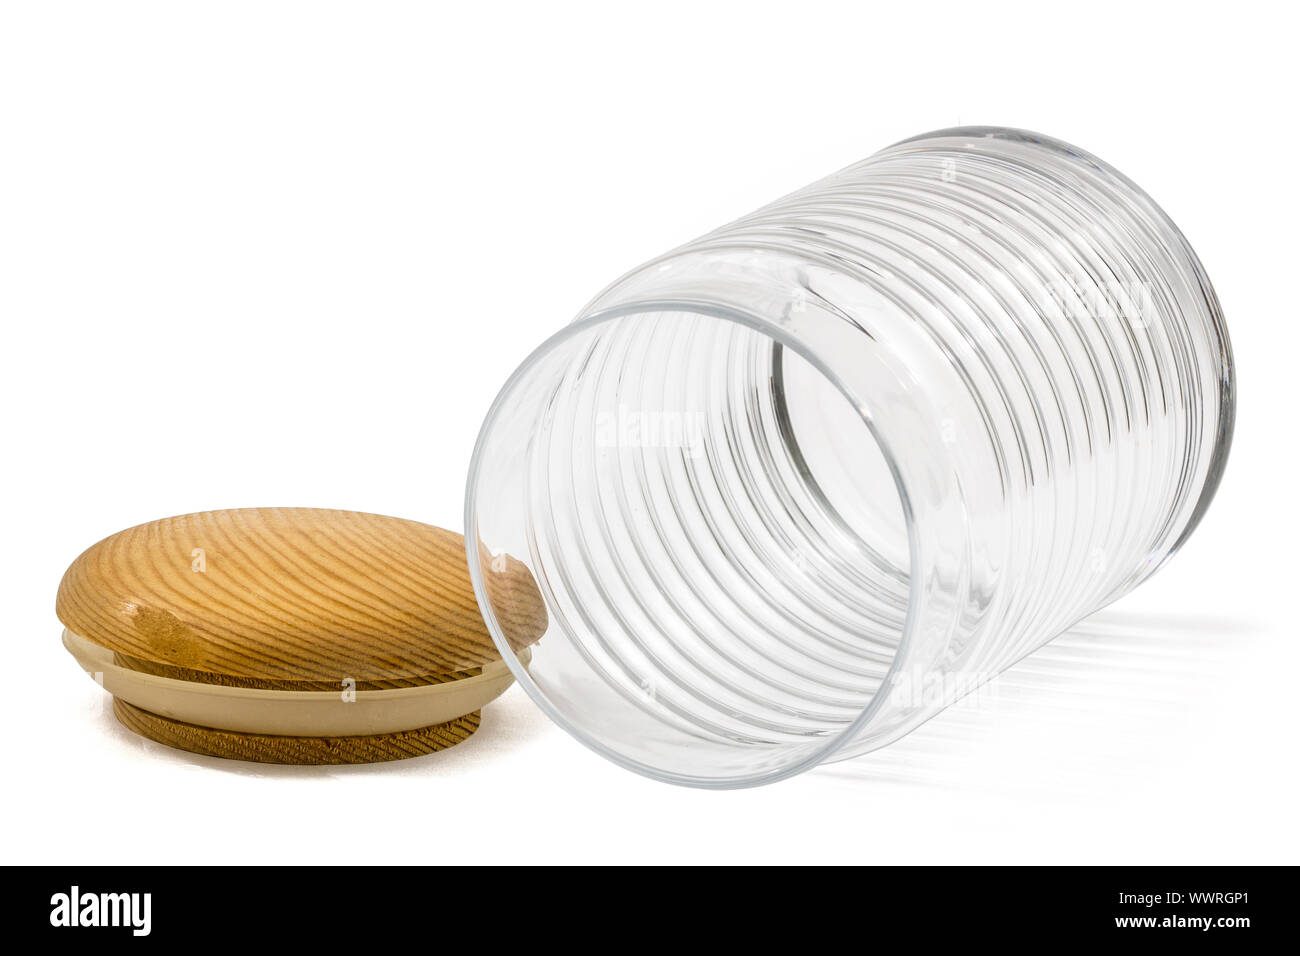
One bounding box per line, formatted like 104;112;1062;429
56;508;546;690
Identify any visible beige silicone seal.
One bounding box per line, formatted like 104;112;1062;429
63;629;529;737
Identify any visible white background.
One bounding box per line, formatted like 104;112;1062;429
3;1;1295;864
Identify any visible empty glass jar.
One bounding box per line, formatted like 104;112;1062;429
465;126;1235;787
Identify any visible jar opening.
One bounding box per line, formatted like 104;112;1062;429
466;305;914;786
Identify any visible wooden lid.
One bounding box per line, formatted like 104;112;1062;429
56;508;546;691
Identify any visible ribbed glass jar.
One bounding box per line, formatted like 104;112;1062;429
465;127;1235;788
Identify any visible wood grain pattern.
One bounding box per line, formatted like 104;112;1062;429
113;698;481;764
57;508;547;689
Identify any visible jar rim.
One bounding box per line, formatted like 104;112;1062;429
464;300;922;788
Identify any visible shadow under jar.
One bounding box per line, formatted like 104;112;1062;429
465;127;1235;788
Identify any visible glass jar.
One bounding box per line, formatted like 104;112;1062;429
466;127;1235;787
